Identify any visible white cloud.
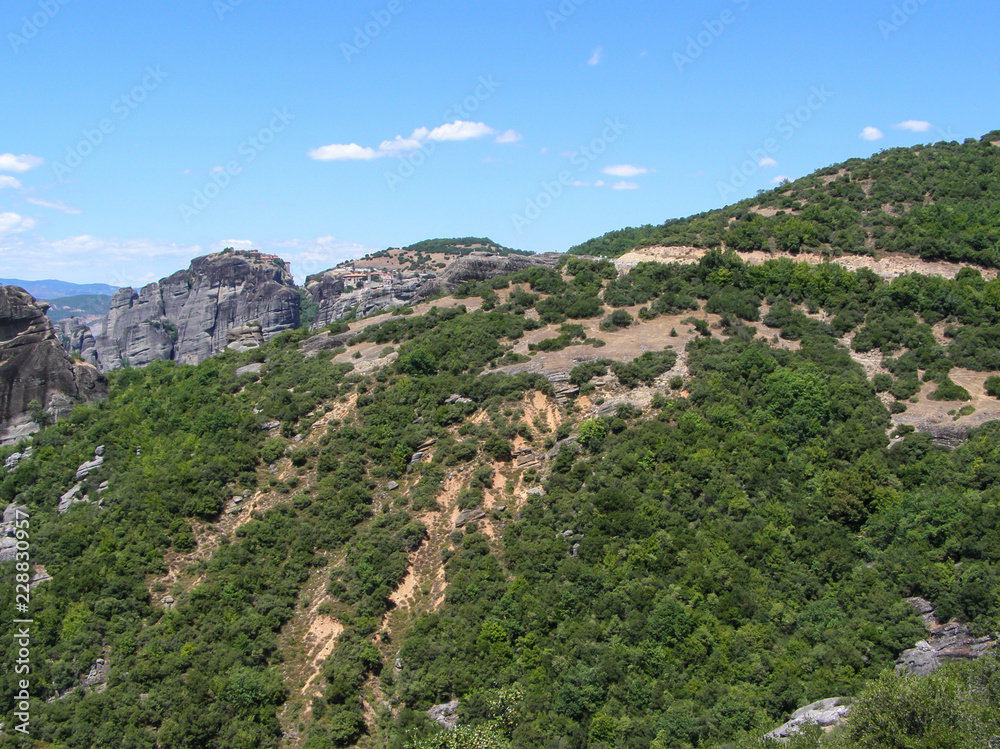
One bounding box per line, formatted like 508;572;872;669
311;120;497;162
378;134;425;154
26;197;82;215
570;179;638;190
495;129;523;144
426;121;495;142
602;164;649;178
771;175;792;184
308;143;381;161
588;46;603;66
0;175;22;189
210;239;255;253
860;126;885;141
758;157;779;168
0;234;375;287
0;234;204;285
262;236;381;281
0;212;36;235
894;120;933;132
0;153;44;173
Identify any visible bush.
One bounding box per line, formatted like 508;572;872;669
483;435;513;462
929;378;972;402
599;309;634;332
261;437;287;464
985;375;1000;398
872;374;893;393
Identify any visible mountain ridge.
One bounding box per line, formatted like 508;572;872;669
570;129;1000;265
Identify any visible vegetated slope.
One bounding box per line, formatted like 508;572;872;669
40;294;112;322
0;279;119;299
355;238;533;276
570;130;1000;267
2;256;1000;749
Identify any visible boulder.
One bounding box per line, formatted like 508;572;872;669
235;362;264;376
75;455;104;480
427;699;460;730
3;503;27;523
58;483;86;514
0;537;17;563
764;697;852;741
455;509;486;527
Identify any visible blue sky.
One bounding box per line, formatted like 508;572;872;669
2;0;999;286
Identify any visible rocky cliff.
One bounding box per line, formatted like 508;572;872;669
414;252;562;298
0;286;107;444
305;274;422;329
57;317;100;368
71;251;300;371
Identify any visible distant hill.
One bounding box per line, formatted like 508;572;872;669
394;237;532;257
0;278;119;299
39;294;113;322
571;129;1000;266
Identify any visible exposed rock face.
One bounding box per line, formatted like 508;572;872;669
226;323;265;353
896;596;996;675
306;274;422;328
415;253;561;298
300;330;354;358
764;698;852;741
57;317;100;367
84;252;300;371
427;700;459;730
0;286;107;444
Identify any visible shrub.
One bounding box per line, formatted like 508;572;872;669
985;375;1000;398
929;378;972;402
872;374;893;393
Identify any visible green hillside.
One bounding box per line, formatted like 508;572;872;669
570;131;1000;266
41;294;113;322
3;253;1000;748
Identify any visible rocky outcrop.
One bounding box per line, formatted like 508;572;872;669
1;502;29;563
306;274;422;329
415;253;561;298
896;596;996;675
57;317;100;367
84;251;300;371
226;323;265;353
764;698;852;742
0;286;107;444
427;700;459;730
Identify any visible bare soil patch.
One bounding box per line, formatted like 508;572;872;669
618;246;998;281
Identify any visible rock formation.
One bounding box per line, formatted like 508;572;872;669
305;273;422;329
65;251;300;371
414;252;561;298
57;317;100;367
0;286;107;444
896;596;996;675
763;697;852;742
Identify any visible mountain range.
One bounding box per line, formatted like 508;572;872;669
2;135;1000;748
